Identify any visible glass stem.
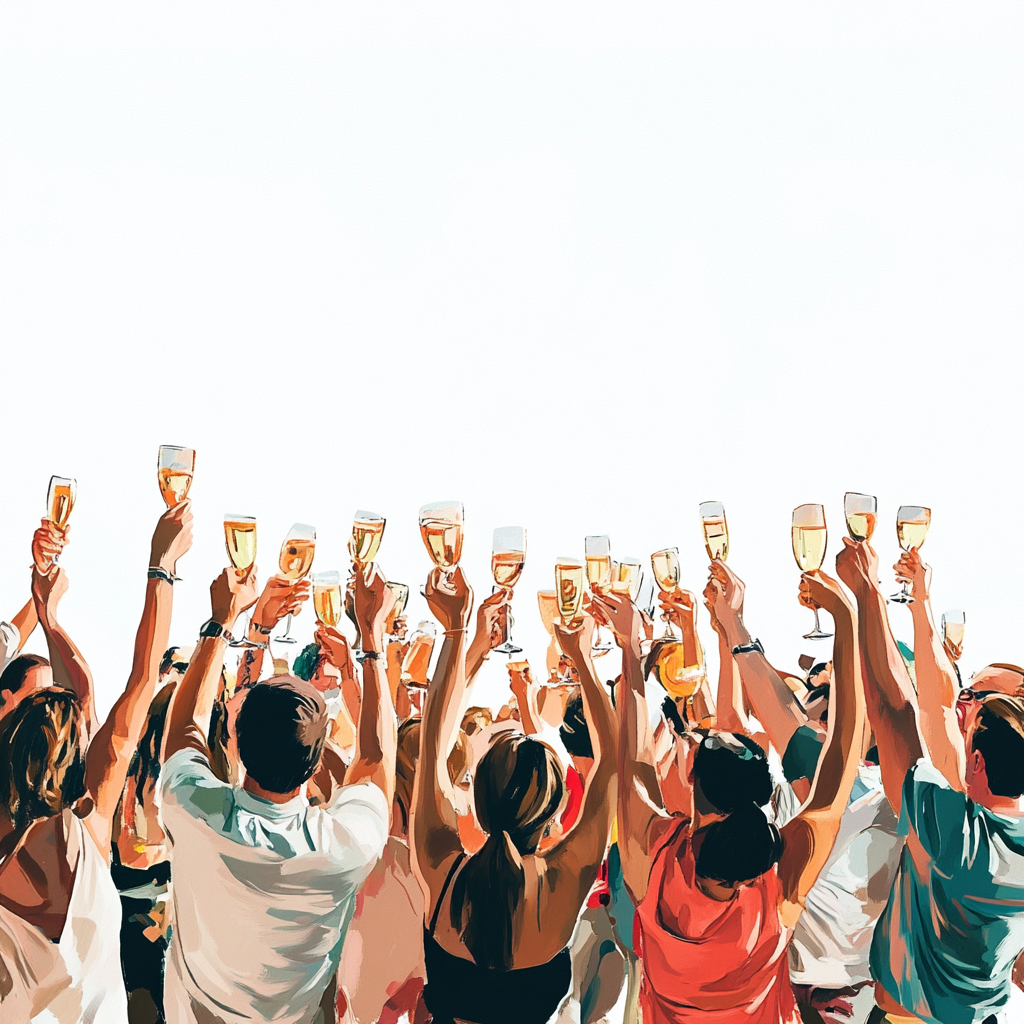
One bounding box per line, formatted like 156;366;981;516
281;613;293;640
813;607;823;633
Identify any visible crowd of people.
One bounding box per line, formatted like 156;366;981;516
1;493;1023;1024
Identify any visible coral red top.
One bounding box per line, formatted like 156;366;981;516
634;817;798;1024
560;766;610;910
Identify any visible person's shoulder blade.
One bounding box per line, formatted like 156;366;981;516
901;759;969;857
158;747;235;829
312;782;389;877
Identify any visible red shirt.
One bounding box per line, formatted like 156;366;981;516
560;765;610;909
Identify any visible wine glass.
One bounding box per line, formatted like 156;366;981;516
42;475;76;570
942;609;965;664
312;571;343;627
554;558;585;628
224;515;258;647
890;506;931;604
700;501;729;561
274;523;316;644
650;548;681;638
844;492;877;542
418;501;465;581
401;621;437;688
385;582;410;637
585;535;614;654
349;510;385;579
157;446;195;508
491;526;526;655
612;557;642;598
791;504;832;640
537;590;561;682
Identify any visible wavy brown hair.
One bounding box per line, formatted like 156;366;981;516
449;732;564;970
0;689;87;834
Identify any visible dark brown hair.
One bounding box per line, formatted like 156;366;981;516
394;718;421;833
0;654;49;706
449;732;564;970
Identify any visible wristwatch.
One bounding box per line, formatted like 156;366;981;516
199;619;234;644
732;637;765;656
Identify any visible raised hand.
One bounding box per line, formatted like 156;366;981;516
315;624;358;683
32;519;67;573
424;565;473;633
150;500;194;575
589;589;642;650
31;564;69;623
798;568;853;616
554;611;596;663
252;575;312;629
474;588;509;651
707;560;745;620
702;578;727;638
835;537;880;596
210;567;259;630
894;548;931;603
353;562;395;652
659;588;697;630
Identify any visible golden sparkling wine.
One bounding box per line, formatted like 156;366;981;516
846;512;876;543
586;555;612;591
158;468;192;507
651;548;681;592
702;517;729;562
349;516;385;564
384;582;410;633
48;482;75;529
611;560;640;596
792;525;827;573
224;517;257;574
401;626;436;687
420;520;464;569
279;538;315;581
492;552;525;588
898;519;930;552
651;641;703;700
313;584;343;627
554;561;585;627
537;591;559;636
944;620;965;648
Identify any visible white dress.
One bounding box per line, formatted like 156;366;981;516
0;810;127;1024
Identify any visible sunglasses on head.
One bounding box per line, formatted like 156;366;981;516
957;688;1000;704
170;661;190;673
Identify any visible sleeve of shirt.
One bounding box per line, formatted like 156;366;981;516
157;747;237;841
899;758;970;859
781;725;824;783
318;782;390;881
0;621;20;671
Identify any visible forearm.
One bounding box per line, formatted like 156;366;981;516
714;636;747;735
235;645;266;691
464;635;489;685
568;650;616;769
517;683;541;735
39;613;96;732
10;599;37;650
618;639;662;814
678;613;702;677
348;654;397;805
164;634;227;759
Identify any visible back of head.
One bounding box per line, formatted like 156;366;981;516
0;689;86;832
394;718;421;831
0;654;50;709
693;732;772;814
972;696;1024;798
559;693;593;760
694;805;783;885
450;732;564;970
236;675;327;794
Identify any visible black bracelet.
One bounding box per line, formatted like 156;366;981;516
199;619;234;644
361;650;381;661
732;637;765;656
147;567;177;585
249;621;273;635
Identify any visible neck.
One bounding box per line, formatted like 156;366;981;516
968;783;1024;816
242;774;301;804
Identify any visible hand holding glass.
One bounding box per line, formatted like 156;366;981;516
890;506;931;604
792;504;832;640
42;475;76;570
700;502;729;562
492;526;526;655
275;523;316;643
157;446;195;508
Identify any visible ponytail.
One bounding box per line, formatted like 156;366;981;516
693;804;782;886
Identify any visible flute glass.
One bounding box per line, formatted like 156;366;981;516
792;503;831;640
700;501;729;562
157;446;195;508
274;523;316;643
492;526;526;655
890;506;931;604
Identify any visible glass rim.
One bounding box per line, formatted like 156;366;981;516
942;609;966;623
285;522;316;536
554;557;585;568
792;503;826;526
224;514;256;523
386;581;410;592
843;490;877;504
418;500;464;521
652;546;679;557
48;474;76;486
617;555;642;566
897;505;931;520
312;570;341;584
158;445;194;454
353;509;385;522
699;500;725;517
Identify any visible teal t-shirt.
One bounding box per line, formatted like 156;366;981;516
870;760;1024;1024
781;724;824;784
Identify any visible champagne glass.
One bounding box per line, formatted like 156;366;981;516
157;446;195;508
942;609;965;653
554;558;585;629
890;506;931;604
385;582;410;637
42;475;76;570
401;621;437;688
585;535;614;654
651;547;681;639
312;571;343;628
224;515;258;647
537;589;562;683
491;526;526;655
844;492;877;542
349;510;385;579
274;523;316;643
418;501;465;581
792;504;832;640
700;501;729;561
612;557;642;598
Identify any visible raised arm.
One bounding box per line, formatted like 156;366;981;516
31;566;96;737
85;503;193;849
344;564;397;809
547;615;617;895
897;549;965;792
235;575;311;690
836;538;923;815
704;578;758;737
592;589;670;905
708;560;808;758
412;566;473;902
7;600;37;657
464;588;508;686
776;570;865;921
508;661;542;736
164;562;257;762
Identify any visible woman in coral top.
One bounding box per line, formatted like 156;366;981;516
592;562;865;1024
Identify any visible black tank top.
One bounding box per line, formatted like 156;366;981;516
422;854;572;1024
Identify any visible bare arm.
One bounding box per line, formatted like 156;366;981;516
837;539;924;816
704;580;755;736
411;567;473;904
899;549;965;791
344;564;397;809
235;576;311;690
86;503;193;851
9;599;37;652
776;570;865;921
509;662;541;736
464;589;506;686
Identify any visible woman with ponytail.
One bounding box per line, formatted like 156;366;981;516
412;566;616;1024
595;562;865;1024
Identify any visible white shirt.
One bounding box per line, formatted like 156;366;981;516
774;763;903;988
158;748;389;1024
1;619;22;673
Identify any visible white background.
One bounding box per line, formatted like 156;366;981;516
1;3;1022;715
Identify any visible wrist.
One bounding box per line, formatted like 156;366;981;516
722;616;750;648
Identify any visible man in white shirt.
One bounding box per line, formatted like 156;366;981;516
160;561;397;1024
